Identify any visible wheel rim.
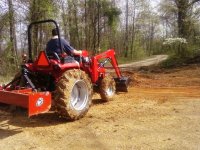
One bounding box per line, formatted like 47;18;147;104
70;80;89;111
106;83;114;96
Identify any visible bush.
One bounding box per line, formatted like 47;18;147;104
161;50;200;68
161;55;186;68
163;38;188;57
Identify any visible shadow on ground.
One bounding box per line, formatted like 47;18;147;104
0;103;71;133
0;128;22;140
0;97;106;134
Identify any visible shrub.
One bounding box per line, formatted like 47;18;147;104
163;37;188;57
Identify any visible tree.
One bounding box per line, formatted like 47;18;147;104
28;0;58;56
7;0;18;65
160;0;200;38
124;0;129;57
160;0;200;56
175;0;200;38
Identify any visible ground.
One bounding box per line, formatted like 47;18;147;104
0;58;200;150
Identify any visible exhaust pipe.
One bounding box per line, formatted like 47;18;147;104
114;77;130;92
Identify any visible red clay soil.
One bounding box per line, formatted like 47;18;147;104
0;64;200;150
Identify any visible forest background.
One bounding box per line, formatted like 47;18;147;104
0;0;200;76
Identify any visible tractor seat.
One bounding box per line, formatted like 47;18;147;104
47;52;77;63
62;56;77;63
46;52;61;60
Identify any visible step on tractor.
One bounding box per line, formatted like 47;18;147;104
0;20;129;120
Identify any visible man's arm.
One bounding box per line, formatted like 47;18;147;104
72;49;82;55
61;39;82;55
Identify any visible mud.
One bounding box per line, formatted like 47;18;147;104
0;64;200;150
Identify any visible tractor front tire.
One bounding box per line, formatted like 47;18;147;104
99;74;116;102
54;69;92;120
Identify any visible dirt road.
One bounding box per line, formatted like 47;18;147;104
119;55;168;69
1;62;200;149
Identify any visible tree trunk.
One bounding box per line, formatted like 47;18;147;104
175;0;200;38
84;0;88;49
67;0;73;44
97;0;100;53
124;0;129;58
176;0;189;38
62;2;68;40
8;0;18;65
72;0;81;49
130;0;136;59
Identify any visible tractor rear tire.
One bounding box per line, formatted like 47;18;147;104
54;69;92;120
99;74;116;102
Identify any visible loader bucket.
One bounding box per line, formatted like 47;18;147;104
114;77;130;92
0;89;51;117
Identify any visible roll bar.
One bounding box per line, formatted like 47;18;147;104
28;19;62;62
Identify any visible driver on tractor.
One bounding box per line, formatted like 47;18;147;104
46;28;82;58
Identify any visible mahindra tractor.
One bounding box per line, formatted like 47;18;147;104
0;20;129;120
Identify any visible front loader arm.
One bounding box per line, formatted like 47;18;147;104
91;49;122;83
91;49;130;92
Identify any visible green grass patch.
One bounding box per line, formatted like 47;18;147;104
161;53;200;68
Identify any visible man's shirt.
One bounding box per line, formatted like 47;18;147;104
46;36;74;56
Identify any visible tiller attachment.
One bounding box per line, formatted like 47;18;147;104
0;89;51;117
114;77;130;92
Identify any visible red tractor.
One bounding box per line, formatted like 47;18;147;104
0;20;129;120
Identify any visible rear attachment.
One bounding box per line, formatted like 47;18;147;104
0;89;51;117
114;77;130;92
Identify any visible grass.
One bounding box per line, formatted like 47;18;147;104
161;53;200;68
160;55;186;68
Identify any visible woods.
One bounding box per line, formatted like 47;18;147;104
0;0;200;75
